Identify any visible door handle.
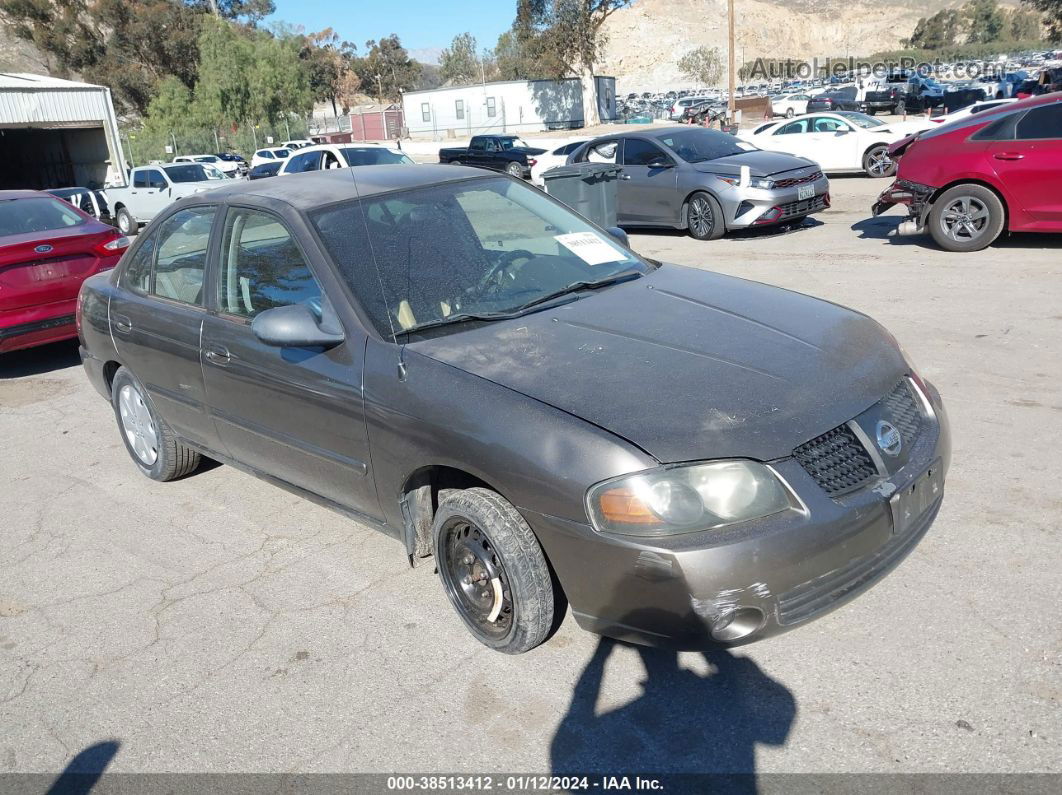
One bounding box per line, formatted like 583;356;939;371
993;152;1024;161
204;345;231;365
113;314;132;333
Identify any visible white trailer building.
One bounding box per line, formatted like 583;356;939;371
402;77;617;139
0;73;128;190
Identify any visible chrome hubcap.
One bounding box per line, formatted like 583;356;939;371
941;197;989;242
118;384;158;465
689;198;713;238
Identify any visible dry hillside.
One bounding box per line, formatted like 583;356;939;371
599;0;1021;90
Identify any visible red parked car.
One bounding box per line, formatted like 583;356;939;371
872;94;1062;252
1;190;128;353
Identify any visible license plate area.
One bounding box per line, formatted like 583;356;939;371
889;462;943;536
797;184;815;200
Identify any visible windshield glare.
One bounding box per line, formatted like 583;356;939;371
655;129;748;162
312;177;647;337
340;148;415;166
838;112;885;128
0;197;87;237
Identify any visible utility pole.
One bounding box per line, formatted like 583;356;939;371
727;0;736;123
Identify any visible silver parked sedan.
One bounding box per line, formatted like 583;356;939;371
570;127;830;239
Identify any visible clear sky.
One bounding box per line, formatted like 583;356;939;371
267;0;519;57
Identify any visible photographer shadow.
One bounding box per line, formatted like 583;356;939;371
550;610;795;790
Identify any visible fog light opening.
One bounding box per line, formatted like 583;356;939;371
711;606;765;642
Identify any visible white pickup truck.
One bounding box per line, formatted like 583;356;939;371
108;163;232;235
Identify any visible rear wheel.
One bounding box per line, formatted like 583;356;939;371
928;184;1005;253
506;162;524;178
115;207;137;235
863;145;896;178
433;488;555;654
111;367;200;481
686;191;725;241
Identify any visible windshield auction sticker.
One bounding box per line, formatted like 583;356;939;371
555;232;624;266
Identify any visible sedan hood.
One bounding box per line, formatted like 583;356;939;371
692;151;818;178
411;265;908;463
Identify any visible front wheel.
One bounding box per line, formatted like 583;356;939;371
686;191;725;240
433;488;555;654
863;145;896;178
928;184;1005;252
506;162;524;178
115;207;137;235
111;367;201;481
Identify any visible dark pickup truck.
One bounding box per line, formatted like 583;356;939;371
807;85;902;115
438;135;545;178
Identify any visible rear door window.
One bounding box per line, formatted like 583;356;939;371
151;207;215;306
119;230;157;293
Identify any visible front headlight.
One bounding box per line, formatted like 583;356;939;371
586;460;794;537
718;175;774;190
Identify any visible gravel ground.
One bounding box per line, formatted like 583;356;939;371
1;173;1060;780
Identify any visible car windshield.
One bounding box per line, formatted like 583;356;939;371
0;196;86;237
838;112;885;128
339;148;415;166
163;164;211;183
499;137;531;150
272;149;291;158
311;176;648;338
654;129;749;162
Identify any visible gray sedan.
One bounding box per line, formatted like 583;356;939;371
78;166;948;654
570;127;830;239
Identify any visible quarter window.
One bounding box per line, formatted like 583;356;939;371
216;209;321;319
486;97;496;118
119;229;157;293
1015;104;1062;140
152;207;215;306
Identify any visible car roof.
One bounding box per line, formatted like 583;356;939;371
185;164;488;209
292;142;387;154
0;190;51;200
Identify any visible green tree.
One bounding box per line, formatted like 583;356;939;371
1023;0;1060;38
964;0;1006;44
356;34;421;102
1010;8;1044;39
440;32;480;85
907;9;962;49
677;46;723;85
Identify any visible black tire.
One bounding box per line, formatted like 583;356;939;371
110;367;200;481
432;487;555;654
686;191;725;241
506;162;524;178
862;144;896;178
115;206;137;235
927;184;1006;253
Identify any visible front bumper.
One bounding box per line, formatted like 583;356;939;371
725;173;831;229
524;379;951;648
872;179;937;230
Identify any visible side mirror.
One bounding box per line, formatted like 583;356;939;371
647;157;674;169
251;303;345;349
606;226;629;247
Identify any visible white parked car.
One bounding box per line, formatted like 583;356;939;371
530;139;588;185
172;153;241;177
740;111;912;177
277;143;415;176
108;163;231;234
250;148;293;168
770;93;811;118
281;139;315;150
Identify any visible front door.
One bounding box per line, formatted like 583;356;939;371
199;206;381;520
987;103;1062;224
109;205;218;448
618;137;679;224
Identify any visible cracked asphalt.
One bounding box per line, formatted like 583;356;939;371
1;175;1060;777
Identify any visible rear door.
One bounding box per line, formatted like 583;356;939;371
618;137;679;224
109;205;218;449
199;206;380;519
987;103;1062;225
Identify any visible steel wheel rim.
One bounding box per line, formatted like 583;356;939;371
439;520;514;641
118;384;158;466
941;197;990;242
118;213;132;234
689;197;714;238
867;148;892;176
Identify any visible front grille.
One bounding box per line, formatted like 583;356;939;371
793;425;877;497
881;380;922;445
778;194;828;219
774;170;823;188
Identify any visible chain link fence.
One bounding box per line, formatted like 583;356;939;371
119;118;318;167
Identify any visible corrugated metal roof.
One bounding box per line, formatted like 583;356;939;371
0;72;112;126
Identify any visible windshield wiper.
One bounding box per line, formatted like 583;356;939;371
508;269;644;313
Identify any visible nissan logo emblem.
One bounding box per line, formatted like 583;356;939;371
876;420;902;457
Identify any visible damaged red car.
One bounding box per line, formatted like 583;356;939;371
872;93;1062;252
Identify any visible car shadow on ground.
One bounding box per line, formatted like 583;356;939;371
46;740;120;795
853;215;1062;250
624;216;824;244
0;339;81;379
550;622;796;789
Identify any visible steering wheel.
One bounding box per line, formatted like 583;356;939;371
477;249;536;293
